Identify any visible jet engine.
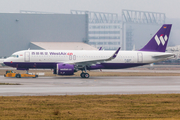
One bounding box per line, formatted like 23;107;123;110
56;63;75;75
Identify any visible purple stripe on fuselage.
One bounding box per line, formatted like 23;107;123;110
100;63;147;69
4;62;147;70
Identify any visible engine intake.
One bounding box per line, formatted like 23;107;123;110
57;63;74;75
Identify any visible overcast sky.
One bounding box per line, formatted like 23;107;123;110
0;0;179;19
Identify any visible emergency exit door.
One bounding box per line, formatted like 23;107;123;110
137;52;143;63
24;52;30;62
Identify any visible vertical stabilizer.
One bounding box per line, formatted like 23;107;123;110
139;24;172;52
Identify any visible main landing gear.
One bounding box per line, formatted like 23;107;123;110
80;66;90;78
80;72;90;78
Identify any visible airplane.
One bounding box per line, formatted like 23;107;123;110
3;24;174;78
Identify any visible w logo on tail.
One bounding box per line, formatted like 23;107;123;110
155;35;168;46
139;24;172;52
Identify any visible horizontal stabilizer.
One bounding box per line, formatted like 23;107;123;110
152;53;175;59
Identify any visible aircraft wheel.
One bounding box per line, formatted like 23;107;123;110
80;73;85;78
84;73;90;78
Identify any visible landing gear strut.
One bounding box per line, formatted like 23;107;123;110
26;70;29;74
80;66;90;78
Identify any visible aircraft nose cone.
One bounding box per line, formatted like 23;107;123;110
3;58;8;62
0;58;5;64
3;58;11;65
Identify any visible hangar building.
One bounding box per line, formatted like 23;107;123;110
0;13;89;57
71;10;166;50
0;10;167;58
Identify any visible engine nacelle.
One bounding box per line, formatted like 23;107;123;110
57;63;74;75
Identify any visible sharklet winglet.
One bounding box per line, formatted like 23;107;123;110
99;47;102;51
106;47;121;61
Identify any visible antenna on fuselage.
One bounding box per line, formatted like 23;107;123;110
132;45;135;51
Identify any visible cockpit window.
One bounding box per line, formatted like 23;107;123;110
10;55;19;58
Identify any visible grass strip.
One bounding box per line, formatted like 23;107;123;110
0;94;180;119
0;83;21;85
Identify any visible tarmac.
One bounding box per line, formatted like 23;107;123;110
0;75;180;96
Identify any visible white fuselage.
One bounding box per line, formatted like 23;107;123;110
4;50;174;69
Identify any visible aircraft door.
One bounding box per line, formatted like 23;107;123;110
137;52;143;63
24;52;30;62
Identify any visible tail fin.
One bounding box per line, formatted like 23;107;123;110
139;24;172;52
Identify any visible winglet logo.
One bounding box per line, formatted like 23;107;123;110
155;35;168;46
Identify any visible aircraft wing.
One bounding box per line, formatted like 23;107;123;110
63;47;120;66
152;53;175;59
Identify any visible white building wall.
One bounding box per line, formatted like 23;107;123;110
89;23;121;50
